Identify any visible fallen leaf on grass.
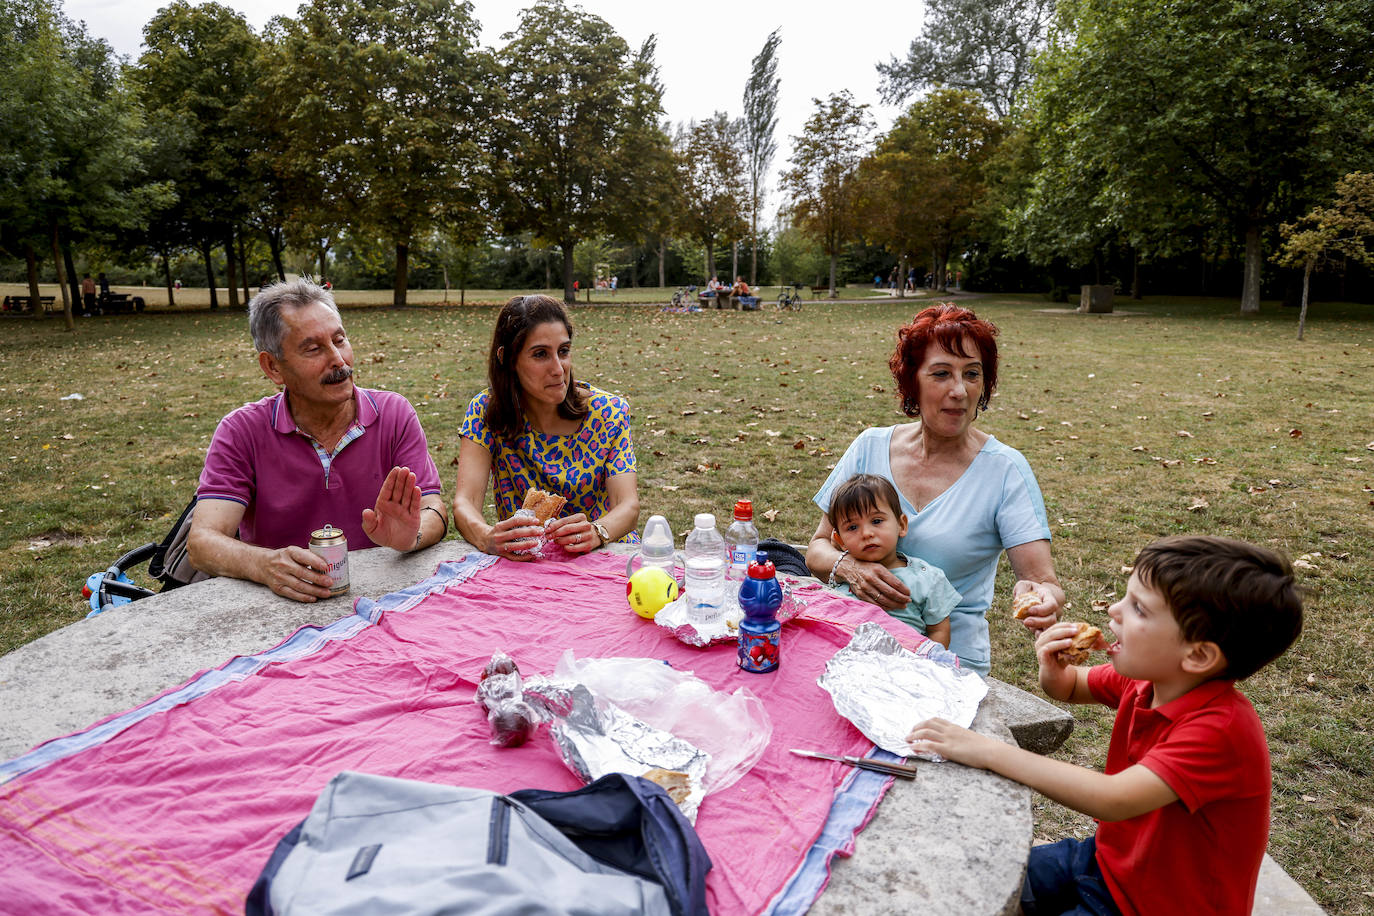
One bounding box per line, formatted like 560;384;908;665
1247;485;1268;494
1159;459;1182;468
1131;446;1146;452
1366;441;1374;451
793;440;806;449
661;485;679;491
1289;429;1302;438
762;509;779;522
1293;559;1318;571
1176;430;1193;438
1187;497;1209;511
1091;600;1112;611
1193;457;1217;465
1302;795;1318;803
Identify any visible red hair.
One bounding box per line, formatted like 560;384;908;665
888;304;999;417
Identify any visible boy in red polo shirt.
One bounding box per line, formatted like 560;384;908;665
908;535;1303;916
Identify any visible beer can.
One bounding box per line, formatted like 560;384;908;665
309;524;350;597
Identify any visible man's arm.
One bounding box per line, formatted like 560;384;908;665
908;718;1180;822
187;498;334;602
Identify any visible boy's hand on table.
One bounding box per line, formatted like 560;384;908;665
907;717;1001;769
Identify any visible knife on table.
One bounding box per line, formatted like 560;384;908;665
789;748;918;779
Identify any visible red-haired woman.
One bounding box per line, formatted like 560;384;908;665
806;304;1063;674
453;295;640;560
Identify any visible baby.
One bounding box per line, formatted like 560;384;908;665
826;474;957;647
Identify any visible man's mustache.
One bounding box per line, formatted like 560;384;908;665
321;366;354;385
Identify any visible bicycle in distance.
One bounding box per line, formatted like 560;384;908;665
671;285;699;307
776;285;803;311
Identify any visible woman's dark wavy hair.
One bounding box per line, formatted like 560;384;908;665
888;304;999;417
484;295;588;442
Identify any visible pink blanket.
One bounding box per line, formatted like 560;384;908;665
0;552;928;914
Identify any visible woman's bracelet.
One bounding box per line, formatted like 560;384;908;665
827;550;850;588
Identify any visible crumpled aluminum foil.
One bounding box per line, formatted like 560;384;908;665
523;678;710;822
817;622;988;758
655;577;809;647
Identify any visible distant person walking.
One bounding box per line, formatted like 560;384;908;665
81;274;96;316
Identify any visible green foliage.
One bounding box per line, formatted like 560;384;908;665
495;0;667;302
265;0;497;306
1013;0;1374;313
878;0;1054;119
742;28;780;284
675;112;748;278
781;91;873;291
857;89;1001;288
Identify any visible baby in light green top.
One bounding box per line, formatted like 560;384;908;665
826;473;959;647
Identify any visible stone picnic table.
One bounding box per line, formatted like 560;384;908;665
0;541;1075;915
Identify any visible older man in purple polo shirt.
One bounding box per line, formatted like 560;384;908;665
188;279;447;602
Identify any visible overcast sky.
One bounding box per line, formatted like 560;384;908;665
62;0;923;212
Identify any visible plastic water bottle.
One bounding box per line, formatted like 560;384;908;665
738;553;783;673
683;513;727;624
725;499;760;585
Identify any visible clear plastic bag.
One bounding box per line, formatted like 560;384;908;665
550;651;771;793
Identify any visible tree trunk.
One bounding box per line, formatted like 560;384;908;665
162;250;175;308
25;243;44;317
269;227;286;281
1131;248;1142;299
704;240;713;284
442;263;451;303
49;223;74;331
394;240;409;308
897;253;908;299
1240;221;1262;314
223;233;240;310
544;253;552;292
658;239;665;289
62;240;80;317
238;234;250;304
750;206;759;287
731;239;738;282
1297;262;1312;341
201;240;219;310
319;245;328;281
561;242;576;304
828;251;838;298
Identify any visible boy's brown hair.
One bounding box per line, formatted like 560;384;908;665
1133;536;1303;680
827;474;904;530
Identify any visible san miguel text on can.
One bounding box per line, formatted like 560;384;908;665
309;524;350;597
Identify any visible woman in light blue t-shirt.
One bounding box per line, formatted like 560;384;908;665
807;304;1065;675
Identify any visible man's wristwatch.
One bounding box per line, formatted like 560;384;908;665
591;521;611;546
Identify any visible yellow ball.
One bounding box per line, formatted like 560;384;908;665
627;567;679;619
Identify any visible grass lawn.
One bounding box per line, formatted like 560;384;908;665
1;290;1370;912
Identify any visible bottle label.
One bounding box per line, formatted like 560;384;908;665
729;544;757;568
738;622;780;673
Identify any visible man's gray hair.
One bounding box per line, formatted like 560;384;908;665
248;279;341;357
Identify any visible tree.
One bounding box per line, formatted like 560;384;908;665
135;1;261;310
781;91;873;297
267;0;496;307
742;28;780;287
878;0;1054;119
676;113;748;282
1015;0;1374;313
858;91;1000;292
0;1;161;329
1276;172;1374;340
496;0;665;303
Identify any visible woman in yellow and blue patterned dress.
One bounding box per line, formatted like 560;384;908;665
452;295;641;560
